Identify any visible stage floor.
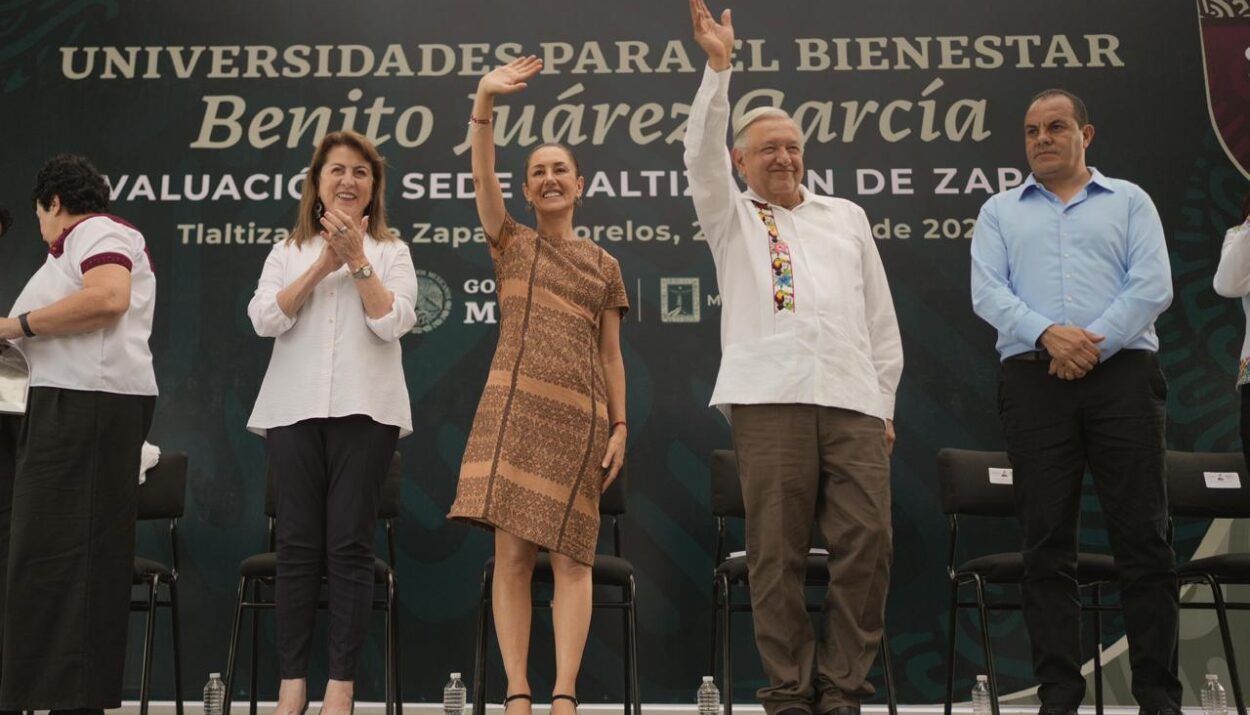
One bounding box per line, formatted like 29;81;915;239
107;704;1181;715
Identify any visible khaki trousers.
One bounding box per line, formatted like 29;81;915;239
730;404;892;714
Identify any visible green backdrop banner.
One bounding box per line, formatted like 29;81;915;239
0;0;1244;705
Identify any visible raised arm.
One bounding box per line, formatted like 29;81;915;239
683;0;739;243
471;56;543;241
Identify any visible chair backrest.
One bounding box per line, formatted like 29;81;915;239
936;448;1015;517
710;449;745;518
264;451;402;518
138;451;188;520
600;460;628;516
1166;450;1250;519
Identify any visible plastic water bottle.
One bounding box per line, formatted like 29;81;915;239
444;672;467;715
971;675;992;715
1202;674;1228;715
697;676;720;715
203;672;226;715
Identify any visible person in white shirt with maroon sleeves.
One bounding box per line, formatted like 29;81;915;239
0;153;157;714
247;130;417;715
684;3;904;715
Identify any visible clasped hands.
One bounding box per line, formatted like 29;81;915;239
317;208;369;274
1039;325;1104;380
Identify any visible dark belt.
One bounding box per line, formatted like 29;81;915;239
1005;348;1154;362
1006;349;1051;362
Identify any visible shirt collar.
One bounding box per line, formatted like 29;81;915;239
1019;167;1114;201
744;185;811;211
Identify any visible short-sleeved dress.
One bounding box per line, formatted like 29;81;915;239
449;215;629;565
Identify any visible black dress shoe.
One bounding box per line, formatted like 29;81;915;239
1138;708;1183;715
1038;707;1078;715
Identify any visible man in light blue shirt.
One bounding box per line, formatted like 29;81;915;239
970;89;1180;715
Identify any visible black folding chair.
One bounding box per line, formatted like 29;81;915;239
937;448;1115;715
1166;450;1249;715
223;452;403;715
132;450;188;715
708;449;898;715
472;464;640;715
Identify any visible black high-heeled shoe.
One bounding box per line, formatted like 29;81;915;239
552;694;579;713
505;693;533;713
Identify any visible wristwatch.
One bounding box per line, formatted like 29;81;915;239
350;262;374;280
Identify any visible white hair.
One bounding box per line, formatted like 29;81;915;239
732;107;804;150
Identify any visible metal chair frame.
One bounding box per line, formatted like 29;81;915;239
1165;450;1249;715
471;467;640;715
131;451;188;715
222;454;403;715
937;448;1112;715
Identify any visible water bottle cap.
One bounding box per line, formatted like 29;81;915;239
210;672;221;678
703;676;714;682
976;675;988;682
1207;674;1219;680
451;672;462;679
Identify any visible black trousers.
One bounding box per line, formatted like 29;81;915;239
998;350;1181;710
1240;384;1250;475
267;415;398;681
0;387;154;710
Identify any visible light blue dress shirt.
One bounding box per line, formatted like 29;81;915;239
970;168;1173;361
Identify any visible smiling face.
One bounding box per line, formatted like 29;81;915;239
317;145;374;223
1024;96;1094;184
522;145;584;216
732;117;805;207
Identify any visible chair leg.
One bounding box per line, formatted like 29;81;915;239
709;582;720;682
972;577;1000;715
250;580;261;715
879;629;898;715
385;577;394;715
944;580;960;715
170;578;185;715
224;576;250;715
1091;585;1103;715
627;576;642;715
392;572;404;715
1207;575;1248;715
140;575;159;715
473;573;491;715
719;576;733;715
622;603;632;715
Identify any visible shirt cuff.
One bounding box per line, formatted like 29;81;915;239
364;295;417;342
1084;319;1122;361
1018;314;1054;351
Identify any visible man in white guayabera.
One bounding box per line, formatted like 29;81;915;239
683;3;904;715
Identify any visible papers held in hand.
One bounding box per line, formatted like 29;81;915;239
0;344;29;415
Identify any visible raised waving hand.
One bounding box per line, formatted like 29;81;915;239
689;0;734;71
470;56;544;242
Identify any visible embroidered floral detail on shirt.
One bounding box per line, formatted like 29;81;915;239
1238;356;1250;387
750;200;795;312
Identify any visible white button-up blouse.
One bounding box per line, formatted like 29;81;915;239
246;233;418;436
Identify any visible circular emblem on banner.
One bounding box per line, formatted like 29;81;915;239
411;269;452;333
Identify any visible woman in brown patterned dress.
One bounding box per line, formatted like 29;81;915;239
448;56;629;715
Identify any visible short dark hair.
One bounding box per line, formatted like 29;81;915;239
523;142;581;177
1028;89;1090;127
31;154;110;214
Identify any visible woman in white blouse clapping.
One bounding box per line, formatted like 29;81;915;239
1213;190;1250;469
247;131;417;715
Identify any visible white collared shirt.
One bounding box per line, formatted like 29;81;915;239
1214;221;1250;385
246;234;418;437
684;64;903;420
8;214;157;396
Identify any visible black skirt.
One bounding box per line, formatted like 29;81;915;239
0;387;154;709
